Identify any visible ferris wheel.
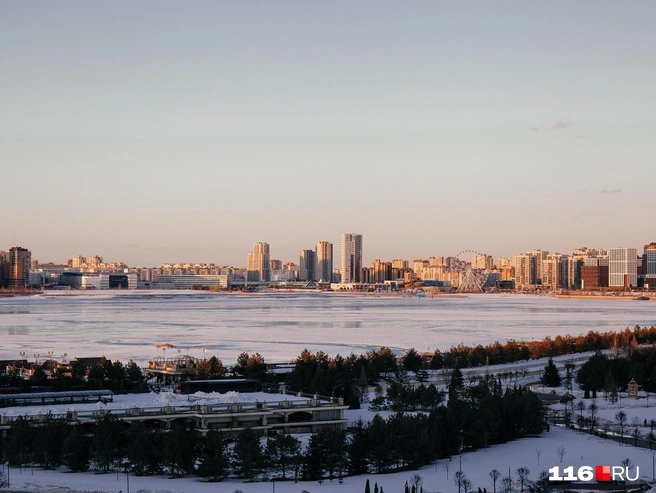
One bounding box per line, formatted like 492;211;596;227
450;250;489;293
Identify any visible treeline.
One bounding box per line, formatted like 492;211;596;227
286;348;397;409
428;325;656;369
347;378;544;475
371;381;445;412
0;357;147;393
282;326;656;409
577;347;656;397
0;375;545;481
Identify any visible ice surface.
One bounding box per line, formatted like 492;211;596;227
1;292;655;365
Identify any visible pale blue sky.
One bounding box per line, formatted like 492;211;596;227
1;1;655;266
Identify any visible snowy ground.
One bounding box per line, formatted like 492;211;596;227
3;361;656;492
2;426;655;493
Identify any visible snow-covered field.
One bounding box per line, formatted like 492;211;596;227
2;292;656;365
3;426;654;493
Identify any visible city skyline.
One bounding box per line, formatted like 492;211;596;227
6;237;655;270
2;2;655;266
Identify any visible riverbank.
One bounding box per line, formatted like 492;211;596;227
551;294;654;301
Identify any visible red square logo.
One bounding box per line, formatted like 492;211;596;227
596;465;611;481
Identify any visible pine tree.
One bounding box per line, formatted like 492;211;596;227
449;367;464;395
233;428;263;479
197;429;228;481
365;478;371;493
540;358;561;387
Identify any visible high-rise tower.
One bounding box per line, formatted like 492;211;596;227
315;241;333;282
341;233;362;283
299;249;316;281
608;247;637;288
7;246;31;288
247;242;270;282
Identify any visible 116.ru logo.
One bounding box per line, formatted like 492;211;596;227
549;466;639;482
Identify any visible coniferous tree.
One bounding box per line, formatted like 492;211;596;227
541;358;561;387
163;424;198;476
348;419;370;475
6;415;34;466
93;415;124;473
126;422;163;476
32;414;68;470
403;348;423;373
63;425;92;472
265;431;300;480
197;429;228;481
449;367;464;396
233;428;263;480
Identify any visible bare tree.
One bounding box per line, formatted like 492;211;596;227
615;411;627;444
535;448;542;466
463;478;473;493
501;476;513;493
630;417;641;446
443;460;451;480
441;367;453;387
516;467;530;492
490;469;501;493
410;473;423;491
563;405;572;427
648;420;656;450
556;445;567;463
587;401;598;433
564;363;575;391
576;401;586;428
454;471;466;493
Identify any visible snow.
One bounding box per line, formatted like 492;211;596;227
2;292;656;365
3;426;655;493
3;292;656;491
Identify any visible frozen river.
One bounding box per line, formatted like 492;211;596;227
1;291;656;365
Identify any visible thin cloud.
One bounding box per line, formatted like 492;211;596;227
600;189;622;194
531;119;572;132
550;119;571;130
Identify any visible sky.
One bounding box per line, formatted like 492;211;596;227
1;1;655;267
